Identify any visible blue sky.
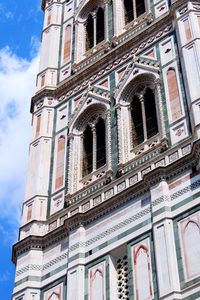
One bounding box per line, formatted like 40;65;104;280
0;1;43;298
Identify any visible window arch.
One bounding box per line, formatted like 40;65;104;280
124;0;146;25
75;0;108;62
68;103;111;194
116;73;163;165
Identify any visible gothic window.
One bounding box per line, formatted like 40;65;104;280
55;136;65;190
131;87;158;147
124;0;146;25
82;117;106;177
85;7;105;51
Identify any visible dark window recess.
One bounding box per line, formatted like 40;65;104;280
124;0;134;24
136;0;145;17
96;7;105;44
144;88;158;139
96;118;106;169
124;0;145;25
86;14;94;50
82;125;93;176
131;96;144;146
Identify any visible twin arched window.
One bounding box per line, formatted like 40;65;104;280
86;7;105;51
82;117;106;177
124;0;146;25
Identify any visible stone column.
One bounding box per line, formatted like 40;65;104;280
92;12;97;47
106;109;112;169
139;94;147;141
104;0;109;41
155;78;166;140
92;125;97;171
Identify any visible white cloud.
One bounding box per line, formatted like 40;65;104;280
0;46;40;239
0;3;13;21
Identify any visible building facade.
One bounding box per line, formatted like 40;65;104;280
12;0;200;299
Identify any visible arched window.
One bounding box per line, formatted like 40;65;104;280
85;7;105;51
131;88;158;147
82;117;106;177
55;136;65;190
124;0;146;25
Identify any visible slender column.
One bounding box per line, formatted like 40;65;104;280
104;0;109;41
155;78;166;140
67;134;74;195
92;12;97;47
92;126;97;171
116;105;123;164
105;110;112;169
139;94;147;141
133;0;136;19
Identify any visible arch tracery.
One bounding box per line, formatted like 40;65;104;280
75;0;108;62
67;101;111;194
116;72;164;165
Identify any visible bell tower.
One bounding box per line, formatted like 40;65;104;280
12;1;200;299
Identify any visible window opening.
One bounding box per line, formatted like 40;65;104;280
86;14;94;50
131;96;144;146
96;7;105;44
124;0;146;25
96;118;106;169
144;88;158;139
131;87;158;148
124;0;134;24
85;7;105;51
82;125;93;176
